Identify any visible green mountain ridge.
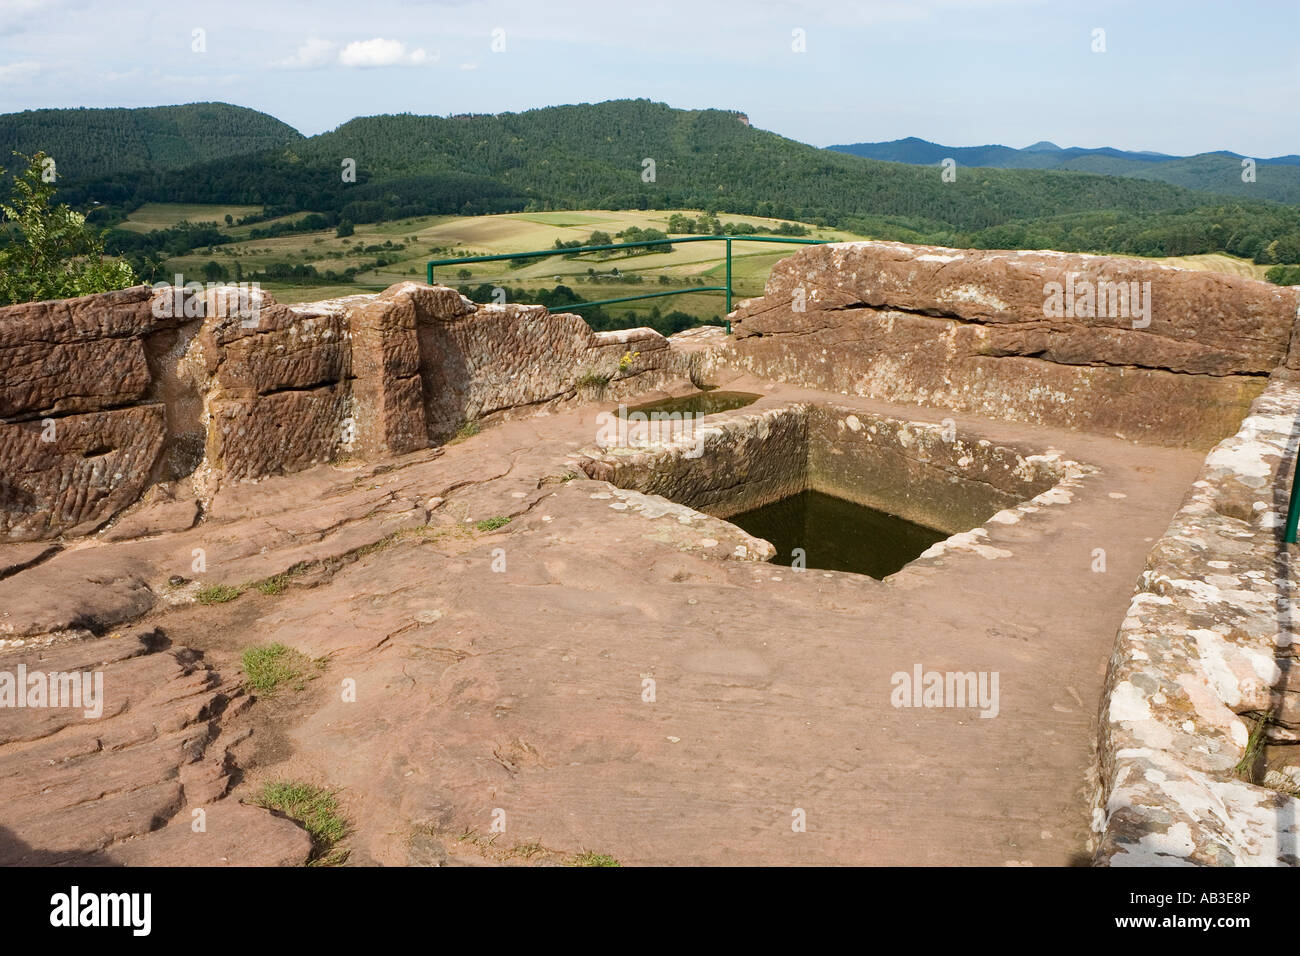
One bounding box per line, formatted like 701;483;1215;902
0;102;304;180
6;99;1300;267
829;137;1300;205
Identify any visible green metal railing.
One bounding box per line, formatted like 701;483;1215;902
427;234;826;327
1286;453;1300;544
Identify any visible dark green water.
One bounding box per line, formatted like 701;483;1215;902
726;489;948;579
622;391;761;417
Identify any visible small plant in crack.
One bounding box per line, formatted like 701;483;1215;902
448;420;480;445
195;583;241;605
567;850;621;867
1234;710;1274;780
475;515;511;532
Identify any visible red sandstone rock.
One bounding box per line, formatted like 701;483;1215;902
724;241;1293;446
734;241;1299;375
0;404;166;542
0;629;309;866
207;387;348;480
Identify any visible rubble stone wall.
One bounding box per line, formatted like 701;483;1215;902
1093;372;1300;865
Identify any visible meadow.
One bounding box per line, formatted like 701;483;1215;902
130;204;1277;323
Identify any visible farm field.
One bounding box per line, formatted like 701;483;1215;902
1133;252;1273;279
117;202;265;233
153;207;863;321
140;204;1283;322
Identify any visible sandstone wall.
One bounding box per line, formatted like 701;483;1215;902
719;242;1300;447
1092;372;1300;865
0;286;177;542
578;404;810;518
0;281;679;542
806;406;1059;535
574;400;1065;536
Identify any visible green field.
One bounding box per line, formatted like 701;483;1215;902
118;202;265;233
153;207;862;319
143;204;1280;323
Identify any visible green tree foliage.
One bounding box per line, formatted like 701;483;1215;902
0;103;303;180
25;99;1300;271
1266;265;1300;286
0;152;136;305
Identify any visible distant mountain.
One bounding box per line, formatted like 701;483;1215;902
0;103;304;180
827;137;1300;203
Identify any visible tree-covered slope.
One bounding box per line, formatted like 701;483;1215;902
295;100;1208;231
0;102;304;179
18;98;1300;267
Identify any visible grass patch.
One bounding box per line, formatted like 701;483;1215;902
255;781;348;864
475;515;511;532
195;583;241;605
567;850;621;867
256;574;289;595
241;642;304;694
447;420;480;445
576;371;611;389
254;562;310;596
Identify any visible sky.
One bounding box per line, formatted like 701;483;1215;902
0;0;1296;156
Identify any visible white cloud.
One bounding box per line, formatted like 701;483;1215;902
337;37;430;68
275;37;336;70
0;59;40;80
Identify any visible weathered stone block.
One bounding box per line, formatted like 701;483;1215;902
211;306;350;395
736;242;1298;375
0;404;165;541
724;241;1289;446
207;387;345;480
0;336;151;419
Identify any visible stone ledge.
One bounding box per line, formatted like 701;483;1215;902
1093;373;1300;865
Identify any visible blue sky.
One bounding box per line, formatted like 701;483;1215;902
0;0;1295;156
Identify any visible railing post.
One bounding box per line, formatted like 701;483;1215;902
426;261;434;285
725;238;732;334
1286;450;1300;544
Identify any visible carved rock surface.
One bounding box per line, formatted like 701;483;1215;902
0;404;165;542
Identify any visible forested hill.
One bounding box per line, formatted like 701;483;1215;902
0;103;304;179
829;136;1300;205
296;100;1204;231
76;99;1210;232
17;98;1300;264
